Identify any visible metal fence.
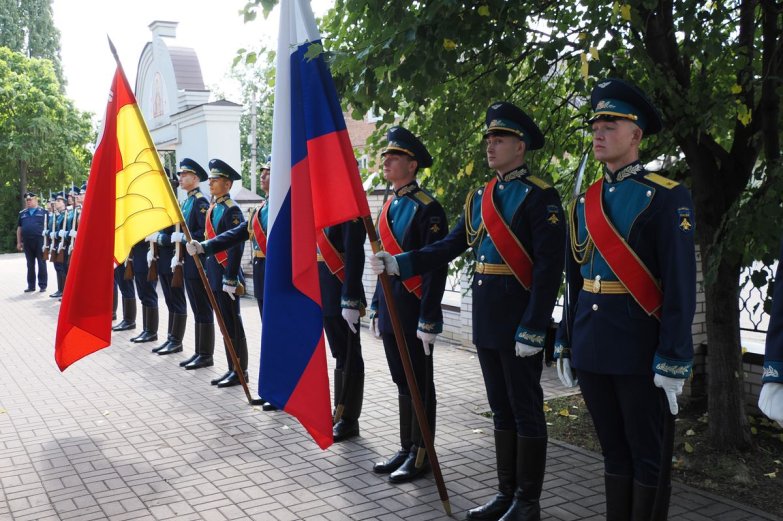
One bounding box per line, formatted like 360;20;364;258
739;260;777;334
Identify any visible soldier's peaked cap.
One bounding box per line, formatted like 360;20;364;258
382;126;433;169
178;158;208;181
484;101;545;150
589;78;663;135
208;159;241;181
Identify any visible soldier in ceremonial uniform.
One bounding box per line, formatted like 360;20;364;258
186;159;248;388
759;238;783;427
554;79;696;520
372;106;564;520
170;159;215;370
188;162;272;403
49;192;69;298
17;192;48;293
128;235;159;343
318;218;367;441
150;171;189;356
367;126;449;483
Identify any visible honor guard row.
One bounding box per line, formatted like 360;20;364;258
371;79;697;521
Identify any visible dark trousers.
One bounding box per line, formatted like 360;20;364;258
133;266;158;308
324;315;364;374
184;277;213;323
212;288;246;370
159;271;187;314
476;347;546;437
253;257;264;319
114;265;136;299
578;370;666;486
23;236;47;289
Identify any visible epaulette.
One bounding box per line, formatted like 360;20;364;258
18;209;25;214
224;198;236;208
412;189;434;206
645;173;679;189
195;192;207;199
525;176;551;190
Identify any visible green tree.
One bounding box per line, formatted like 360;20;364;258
243;0;783;449
0;0;63;83
0;47;92;251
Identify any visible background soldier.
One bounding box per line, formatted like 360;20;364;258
128;235;159;343
186;159;248;388
759;237;783;427
151;171;188;356
112;262;137;331
555;79;696;520
367;126;448;483
17;192;48;293
372;105;564;521
318;218;367;442
173;158;215;370
49;192;68;298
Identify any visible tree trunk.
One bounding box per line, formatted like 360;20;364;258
703;251;753;450
19;159;27;206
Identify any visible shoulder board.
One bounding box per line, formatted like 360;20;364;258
18;209;25;214
412;189;434;206
195;192;207;199
224;199;236;208
525;176;551;190
645;173;679;189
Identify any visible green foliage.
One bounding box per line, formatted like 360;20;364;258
0;47;93;252
0;0;63;83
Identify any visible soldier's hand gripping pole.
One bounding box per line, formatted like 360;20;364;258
362;215;451;517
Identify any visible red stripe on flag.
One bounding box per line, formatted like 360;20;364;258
284;334;333;449
290;158;322;305
306;129;370;229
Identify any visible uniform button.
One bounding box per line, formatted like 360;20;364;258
478;189;483;195
646;190;652;197
499;184;505;190
480;255;485;261
595;275;601;281
393;200;399;205
609;187;615;193
592;304;598;311
478;280;483;286
580;197;585;203
390;220;394;224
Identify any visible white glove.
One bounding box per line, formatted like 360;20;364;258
58;230;67;238
557;357;578;388
759;382;783;428
171;231;186;243
68;230;76;238
341;308;361;334
654;373;684;415
49;231;56;240
170;256;179;271
515;342;543;358
369;251;400;276
416;330;437;356
145;232;159;242
371;316;381;338
222;284;237;300
186;240;205;256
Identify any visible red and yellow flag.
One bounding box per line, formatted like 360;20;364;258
55;45;183;371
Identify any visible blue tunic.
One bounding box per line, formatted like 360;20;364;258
763;239;783;383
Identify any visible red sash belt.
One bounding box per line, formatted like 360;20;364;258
316;229;345;282
378;198;422;298
584;179;662;319
480;177;534;290
251;205;267;256
205;204;228;267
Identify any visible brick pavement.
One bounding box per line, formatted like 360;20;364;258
0;253;777;520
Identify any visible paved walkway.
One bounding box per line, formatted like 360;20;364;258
0;253;777;521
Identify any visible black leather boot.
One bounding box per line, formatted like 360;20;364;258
332;368;343;419
158;313;187;354
112;298;137;331
184;322;214;369
50;273;64;298
606;473;633;521
467;429;517;520
631;481;662;521
374;395;412;474
217;337;248;388
131;306;158;343
179;321;199;366
498;436;546;521
112;287;118;320
389;376;436;484
152;313;174;353
333;372;363;442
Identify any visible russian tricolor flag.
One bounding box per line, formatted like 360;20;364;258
261;0;371;449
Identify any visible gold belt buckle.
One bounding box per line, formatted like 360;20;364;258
593;278;601;293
